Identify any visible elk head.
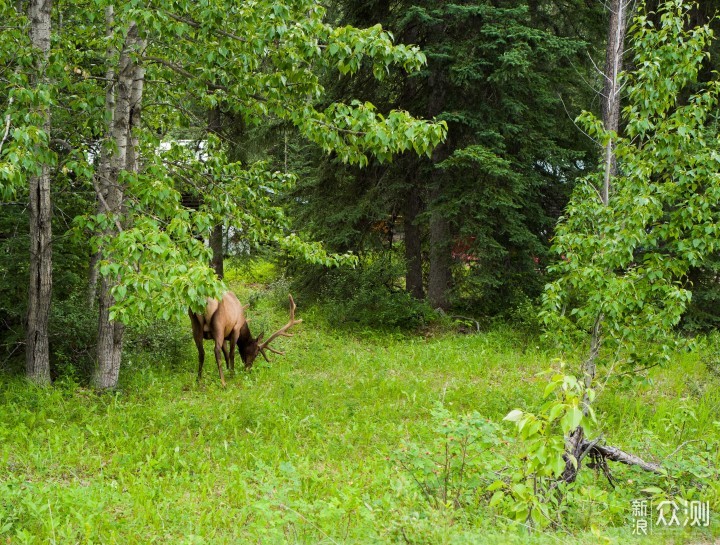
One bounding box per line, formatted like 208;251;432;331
240;294;302;370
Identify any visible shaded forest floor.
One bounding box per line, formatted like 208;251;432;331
1;280;719;544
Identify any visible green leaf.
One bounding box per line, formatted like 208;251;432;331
504;409;524;422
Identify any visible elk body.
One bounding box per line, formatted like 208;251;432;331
189;292;301;387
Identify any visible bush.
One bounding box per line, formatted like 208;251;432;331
392;404;507;509
123;316;193;371
681;259;720;333
48;294;98;381
291;256;434;329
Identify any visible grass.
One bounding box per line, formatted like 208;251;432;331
1;283;719;543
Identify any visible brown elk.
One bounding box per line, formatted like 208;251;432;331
189;292;302;387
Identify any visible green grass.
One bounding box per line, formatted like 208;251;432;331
1;287;719;543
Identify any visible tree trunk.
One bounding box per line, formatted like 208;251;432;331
93;20;143;390
95;276;124;389
403;182;424;299
600;0;629;204
582;0;629;398
210;223;224;279
89;6;115;309
564;0;630;483
425;60;451;310
427;180;452;310
25;0;53;384
208;106;224;279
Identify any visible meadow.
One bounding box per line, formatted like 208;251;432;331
1;277;719;544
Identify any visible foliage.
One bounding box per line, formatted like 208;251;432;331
291;0;603;313
47;294;98;381
291;255;434;329
681;257;720;332
542;0;720;370
496;370;595;529
393;404;507;509
1;0;447;337
0;147;93;376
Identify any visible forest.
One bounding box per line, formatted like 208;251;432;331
1;0;720;542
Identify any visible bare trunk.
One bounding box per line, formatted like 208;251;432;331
25;0;53;384
563;0;630;483
95;277;124;389
89;6;115;308
210;223;224;279
403;182;424;299
601;0;629;204
94;20;143;390
582;0;629;400
425;64;450;310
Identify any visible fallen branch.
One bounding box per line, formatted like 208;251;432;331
561;427;663;486
590;442;663;474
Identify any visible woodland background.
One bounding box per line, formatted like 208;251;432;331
1;0;720;542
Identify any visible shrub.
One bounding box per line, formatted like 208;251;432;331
123;316;193;371
48;294;98;381
392;404;508;509
291;256;434;329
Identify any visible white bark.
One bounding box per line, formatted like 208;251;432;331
93;21;144;390
600;0;630;205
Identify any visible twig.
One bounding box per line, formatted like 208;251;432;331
92;183;124;233
163;11;247;43
558;93;600;146
662;440;703;463
0;110;12;155
145;56;226;90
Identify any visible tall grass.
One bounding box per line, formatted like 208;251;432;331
1;279;718;544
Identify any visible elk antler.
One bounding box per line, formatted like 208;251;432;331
258;294;302;360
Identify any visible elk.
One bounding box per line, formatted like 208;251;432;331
189;292;302;387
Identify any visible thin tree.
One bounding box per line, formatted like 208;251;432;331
93;20;145;390
25;0;53;384
563;0;632;483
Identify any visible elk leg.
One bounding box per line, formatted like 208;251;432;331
213;338;226;387
190;311;206;382
221;341;230;370
229;328;240;372
195;339;205;381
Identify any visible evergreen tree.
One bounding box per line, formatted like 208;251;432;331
292;0;606;315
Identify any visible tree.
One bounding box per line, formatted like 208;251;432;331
24;0;54;383
542;0;720;484
92;14;146;390
0;1;57;382
59;0;446;389
290;0;604;314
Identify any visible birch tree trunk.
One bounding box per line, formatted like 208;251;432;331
93;20;144;390
88;6;116;308
581;0;630;399
25;0;53;384
600;0;629;204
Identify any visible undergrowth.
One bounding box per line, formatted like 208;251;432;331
1;274;718;543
